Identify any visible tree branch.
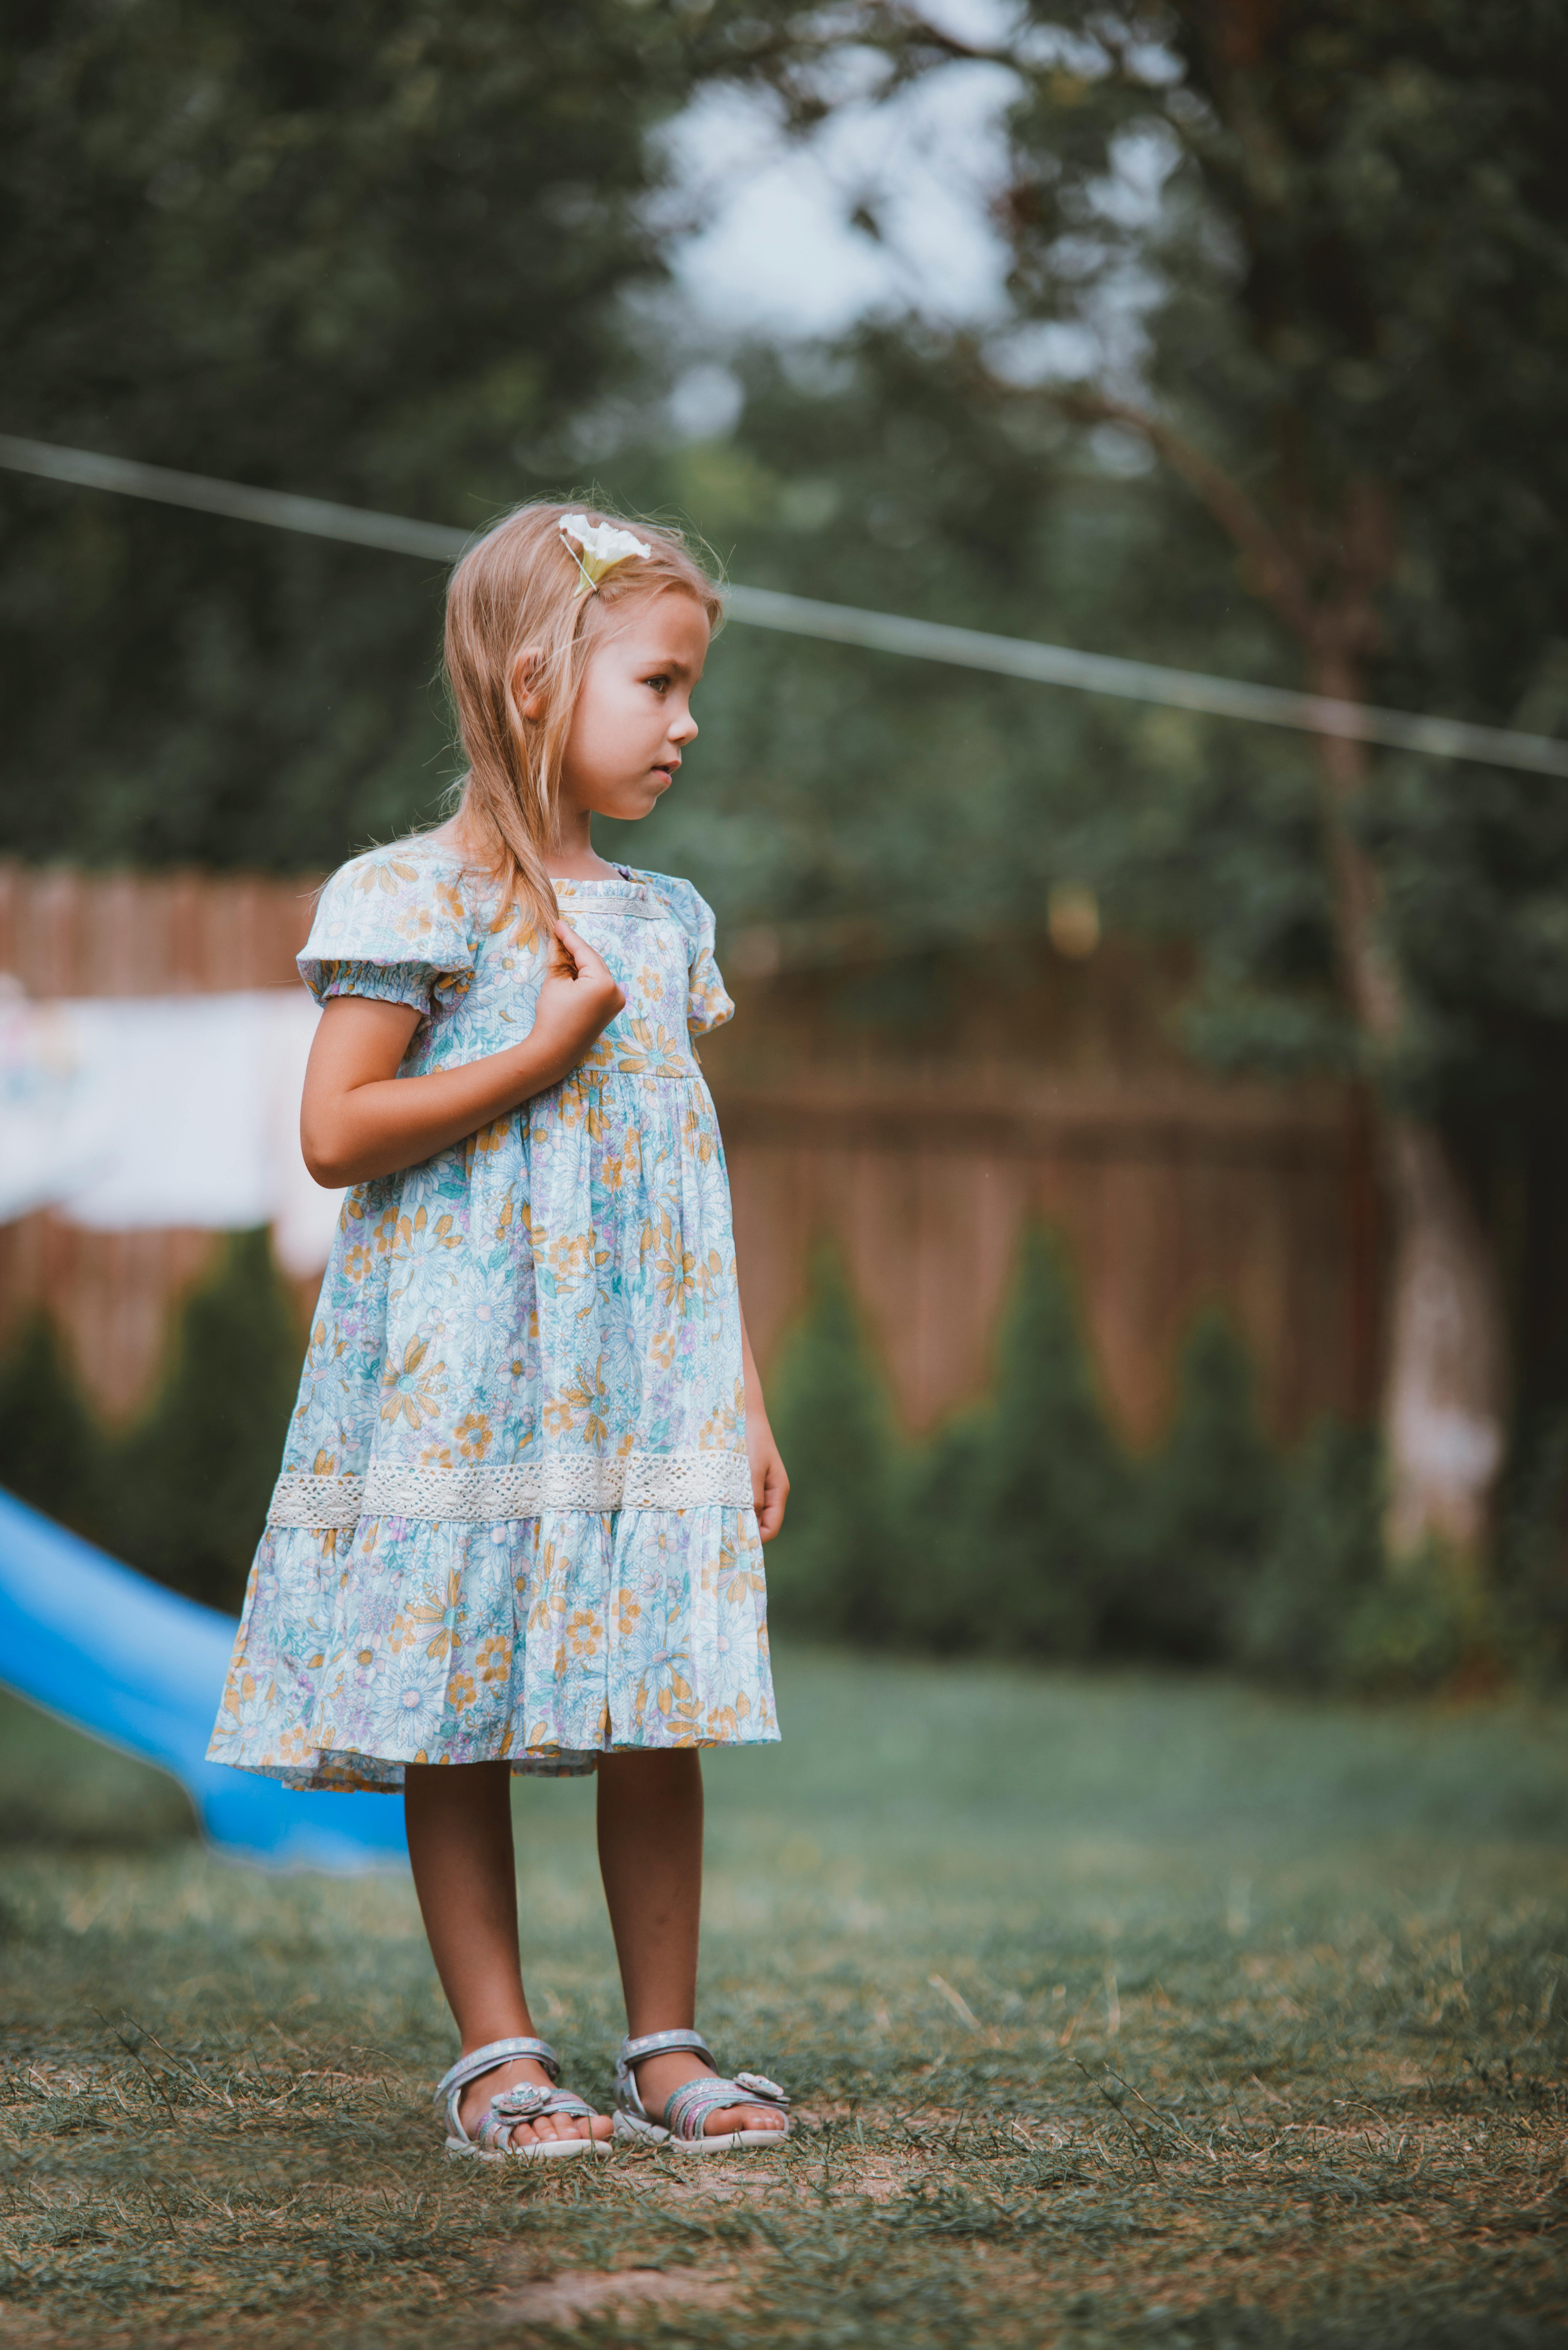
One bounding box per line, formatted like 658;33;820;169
1051;386;1320;645
857;3;1015;68
855;4;1165;96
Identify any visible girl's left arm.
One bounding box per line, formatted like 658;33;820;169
741;1311;789;1542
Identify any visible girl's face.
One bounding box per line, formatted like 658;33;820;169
555;587;710;827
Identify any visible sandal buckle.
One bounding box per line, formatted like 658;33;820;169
734;2071;788;2105
491;2082;553;2121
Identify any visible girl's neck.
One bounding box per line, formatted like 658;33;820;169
546;839;620;882
433;810;621;883
547;800;617;881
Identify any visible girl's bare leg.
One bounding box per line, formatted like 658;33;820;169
404;1760;611;2146
596;1749;783;2136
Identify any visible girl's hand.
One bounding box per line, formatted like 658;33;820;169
740;1310;788;1541
747;1415;790;1542
527;920;626;1077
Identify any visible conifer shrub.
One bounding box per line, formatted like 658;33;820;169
760;1247;905;1640
767;1230;1287;1666
1339;1546;1503;1696
1237;1420;1383;1686
759;1230;1534;1682
906;1231;1130;1657
0;1313;106;1540
1117;1312;1282;1663
111;1229;302;1613
0;1232;302;1616
1495;1406;1568;1685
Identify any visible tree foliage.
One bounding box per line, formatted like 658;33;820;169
115;1229;303;1610
707;0;1568;1095
688;2;1568;1497
0;0;757;868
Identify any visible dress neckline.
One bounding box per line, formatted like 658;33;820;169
551;867;645;893
401;837;643;892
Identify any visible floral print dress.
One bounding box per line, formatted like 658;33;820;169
207;838;777;1787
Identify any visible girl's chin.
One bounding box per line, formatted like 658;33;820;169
589;778;669;822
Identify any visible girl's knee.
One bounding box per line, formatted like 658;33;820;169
597;1747;703;1793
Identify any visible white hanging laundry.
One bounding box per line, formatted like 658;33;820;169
258;995;348;1276
0;979;117;1220
0;983;346;1271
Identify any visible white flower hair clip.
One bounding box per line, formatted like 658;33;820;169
558;512;652;597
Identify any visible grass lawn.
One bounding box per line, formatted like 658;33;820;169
2;1646;1565;2348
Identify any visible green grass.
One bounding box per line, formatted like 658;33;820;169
2;1649;1566;2347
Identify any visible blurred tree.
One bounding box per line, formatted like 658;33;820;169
1126;1311;1281;1662
0;0;758;868
0;1314;104;1539
912;1228;1130;1657
619;323;1307;952
111;1229;303;1612
726;1228;1304;1670
762;1247;905;1641
724;0;1568;1573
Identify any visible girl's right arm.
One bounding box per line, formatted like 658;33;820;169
300;919;624;1187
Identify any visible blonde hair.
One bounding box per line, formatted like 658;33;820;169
443;501;723;941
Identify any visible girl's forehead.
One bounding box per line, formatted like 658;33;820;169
594;586;711;664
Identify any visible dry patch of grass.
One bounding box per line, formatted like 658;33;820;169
2;1651;1566;2346
492;2258;743;2325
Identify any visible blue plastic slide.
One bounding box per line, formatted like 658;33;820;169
0;1486;405;1868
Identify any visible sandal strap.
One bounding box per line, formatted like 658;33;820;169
620;2028;714;2067
664;2070;790;2142
614;2028;715;2123
494;2085;593;2122
435;2036;562;2141
612;2027;791;2138
476;2082;595;2155
436;2036;561;2102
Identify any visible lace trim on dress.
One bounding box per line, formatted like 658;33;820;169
268;1449;753;1527
268;1474;366;1528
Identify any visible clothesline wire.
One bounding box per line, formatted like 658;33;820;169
2;431;1564;780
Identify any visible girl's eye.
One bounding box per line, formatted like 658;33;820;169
644;673;671;693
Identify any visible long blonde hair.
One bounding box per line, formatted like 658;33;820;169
443;501;723;941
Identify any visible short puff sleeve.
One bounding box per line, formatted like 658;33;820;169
645;873;734;1038
298;849;477;1016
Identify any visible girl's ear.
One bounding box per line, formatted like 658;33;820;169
509;647;546;723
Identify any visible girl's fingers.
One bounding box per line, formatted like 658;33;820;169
755;1456;788;1542
554;920;616;985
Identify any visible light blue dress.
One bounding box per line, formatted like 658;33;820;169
207;838;777;1787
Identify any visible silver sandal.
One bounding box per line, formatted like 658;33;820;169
437;2035;606;2162
612;2027;790;2154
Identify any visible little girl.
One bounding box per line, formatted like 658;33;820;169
209;503;791;2159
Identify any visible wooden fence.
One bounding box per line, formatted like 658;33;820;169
0;863;1378;1443
704;937;1377;1446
